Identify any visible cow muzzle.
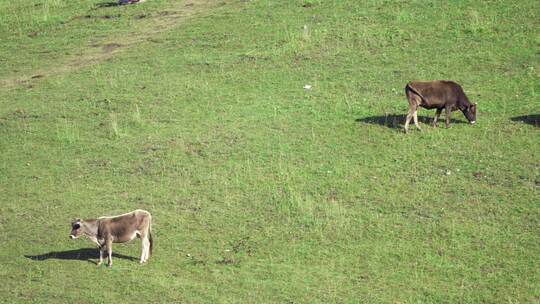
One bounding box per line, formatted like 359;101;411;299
70;235;77;239
470;121;476;124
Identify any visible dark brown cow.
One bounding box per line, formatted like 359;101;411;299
70;209;152;267
404;80;477;133
119;0;146;4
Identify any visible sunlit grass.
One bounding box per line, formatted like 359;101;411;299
0;0;538;303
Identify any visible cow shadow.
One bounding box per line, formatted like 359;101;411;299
25;248;138;264
356;114;466;129
511;114;539;127
95;2;121;8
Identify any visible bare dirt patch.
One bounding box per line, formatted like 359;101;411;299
0;0;233;90
101;43;123;53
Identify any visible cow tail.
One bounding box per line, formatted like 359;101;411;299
405;83;427;103
149;229;153;256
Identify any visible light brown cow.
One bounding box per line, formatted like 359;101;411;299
70;209;153;267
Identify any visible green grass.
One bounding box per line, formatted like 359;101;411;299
0;0;538;303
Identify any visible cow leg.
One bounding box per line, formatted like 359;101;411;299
97;248;104;266
404;107;415;133
413;109;421;131
140;237;150;263
138;229;147;263
140;242;146;264
106;239;113;267
445;106;452;128
433;108;442;127
140;235;148;264
405;89;422;133
144;237;150;262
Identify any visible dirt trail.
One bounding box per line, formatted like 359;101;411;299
0;0;230;90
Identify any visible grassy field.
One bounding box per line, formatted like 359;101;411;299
0;0;538;302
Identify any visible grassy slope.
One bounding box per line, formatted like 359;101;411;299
0;0;538;303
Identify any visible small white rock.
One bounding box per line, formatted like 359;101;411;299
303;84;312;90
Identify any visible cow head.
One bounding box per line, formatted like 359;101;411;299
70;219;83;239
463;103;477;124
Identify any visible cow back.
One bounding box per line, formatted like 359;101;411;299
408;80;468;110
